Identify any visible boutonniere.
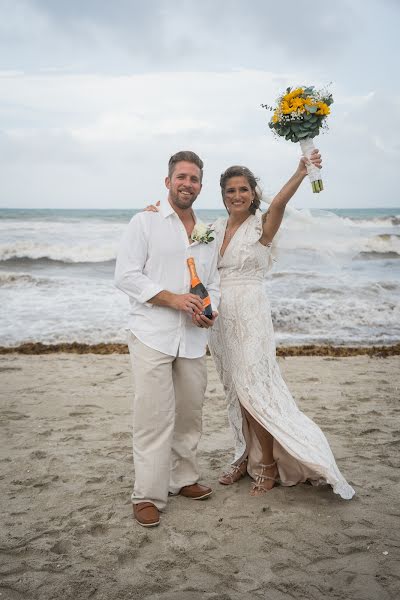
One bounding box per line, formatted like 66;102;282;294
191;222;215;244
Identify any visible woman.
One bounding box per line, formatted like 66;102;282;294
207;155;354;499
146;152;355;500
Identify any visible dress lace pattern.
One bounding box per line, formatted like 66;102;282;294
209;210;355;500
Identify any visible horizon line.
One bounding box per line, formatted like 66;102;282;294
1;206;399;211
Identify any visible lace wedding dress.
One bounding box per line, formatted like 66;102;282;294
209;210;355;500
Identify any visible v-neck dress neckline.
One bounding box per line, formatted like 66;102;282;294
219;214;252;259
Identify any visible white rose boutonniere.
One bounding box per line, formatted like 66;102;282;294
191;222;215;244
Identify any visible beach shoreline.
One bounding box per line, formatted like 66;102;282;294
1;341;399;357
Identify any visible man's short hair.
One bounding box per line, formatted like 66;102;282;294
168;151;204;181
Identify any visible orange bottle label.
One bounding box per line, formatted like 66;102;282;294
203;296;211;308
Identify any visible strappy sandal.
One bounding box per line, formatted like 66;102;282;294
218;458;248;485
250;461;279;496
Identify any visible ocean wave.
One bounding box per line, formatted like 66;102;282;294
1;274;399;346
322;212;400;228
283;208;400;230
1;209;399;265
0;219;125;232
0;270;108;287
378;281;400;291
271;296;400;336
357;251;400;260
279;210;400;257
0;272;49;286
348;215;400;227
360;234;400;257
270;270;322;279
0;242;118;263
331;215;400;228
1;232;398;267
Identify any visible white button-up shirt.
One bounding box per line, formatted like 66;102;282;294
115;198;220;358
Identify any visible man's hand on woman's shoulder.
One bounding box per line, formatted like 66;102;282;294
144;201;161;213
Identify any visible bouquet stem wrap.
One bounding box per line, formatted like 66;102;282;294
299;138;323;193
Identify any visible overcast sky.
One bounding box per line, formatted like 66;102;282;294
1;0;399;210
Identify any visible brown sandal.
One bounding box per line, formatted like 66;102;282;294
219;458;248;485
250;461;279;496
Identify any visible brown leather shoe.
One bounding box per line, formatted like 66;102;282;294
178;483;212;500
133;502;160;527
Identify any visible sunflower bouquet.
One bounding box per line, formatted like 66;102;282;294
262;86;333;193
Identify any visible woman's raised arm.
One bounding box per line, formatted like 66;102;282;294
260;150;322;246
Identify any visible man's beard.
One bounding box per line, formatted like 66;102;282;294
169;190;198;210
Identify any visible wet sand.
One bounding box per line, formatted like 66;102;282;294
1;352;399;599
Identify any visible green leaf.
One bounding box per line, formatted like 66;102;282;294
305;105;318;113
297;131;309;138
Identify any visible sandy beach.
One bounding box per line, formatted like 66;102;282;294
1;352;400;600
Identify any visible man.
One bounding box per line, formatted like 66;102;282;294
115;151;220;528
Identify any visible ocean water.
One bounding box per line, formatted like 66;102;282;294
1;206;399;347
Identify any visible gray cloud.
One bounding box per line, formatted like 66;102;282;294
0;0;372;74
0;0;399;209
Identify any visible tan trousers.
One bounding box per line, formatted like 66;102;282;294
127;332;207;510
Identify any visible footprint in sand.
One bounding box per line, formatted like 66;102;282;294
66;424;89;431
0;410;29;421
30;450;47;459
111;431;131;440
50;539;73;555
86;476;105;484
166;528;217;552
38;429;53;437
88;523;108;537
359;428;381;436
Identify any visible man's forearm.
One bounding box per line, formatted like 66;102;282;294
149;290;205;315
148;290;177;309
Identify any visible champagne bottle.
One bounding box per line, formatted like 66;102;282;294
187;257;213;319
